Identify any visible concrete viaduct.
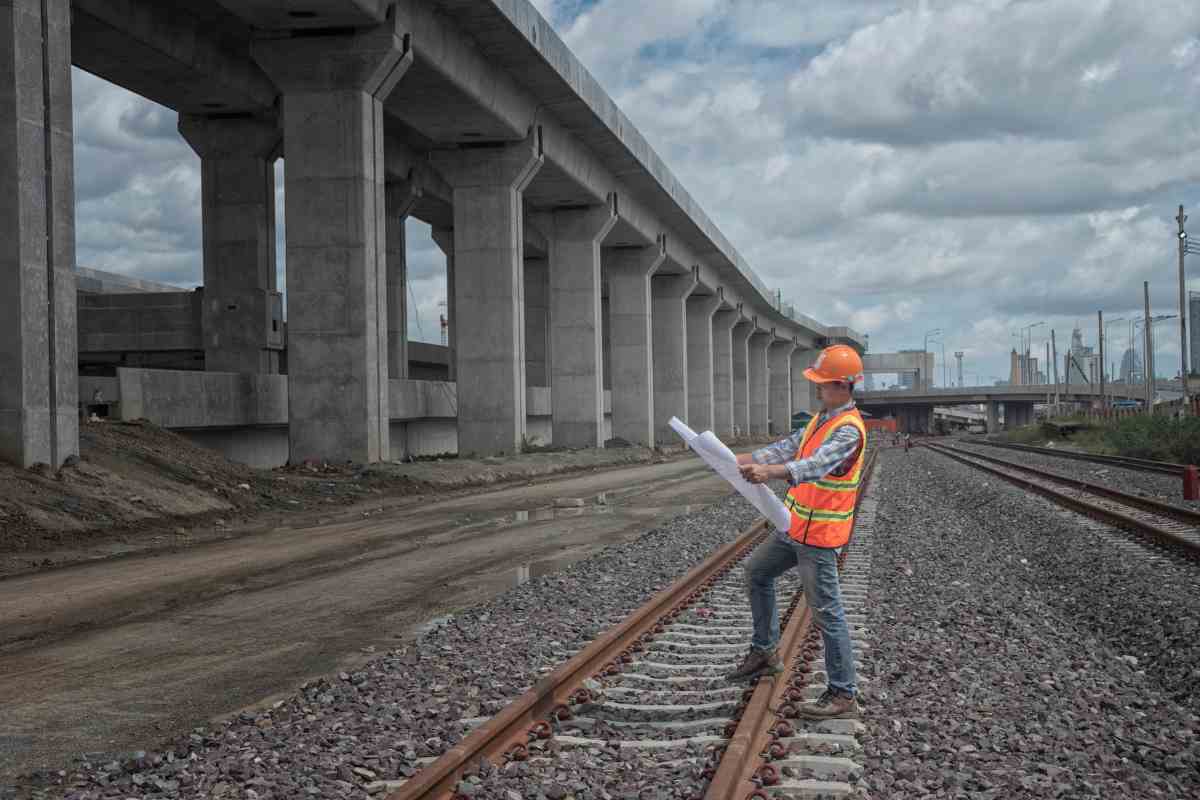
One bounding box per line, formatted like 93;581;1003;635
858;384;1147;434
1;0;863;468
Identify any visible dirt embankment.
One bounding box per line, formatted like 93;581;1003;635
0;421;731;577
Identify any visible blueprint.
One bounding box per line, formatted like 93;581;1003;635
668;417;792;532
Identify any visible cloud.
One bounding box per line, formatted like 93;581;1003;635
71;1;1200;383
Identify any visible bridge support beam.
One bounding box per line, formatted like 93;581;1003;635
987;401;1000;434
430;137;543;457
0;0;78;468
712;309;738;439
791;349;817;416
252;24;410;464
605;245;663;447
524;255;549;388
748;331;771;436
539;206;617;449
652;271;697;444
769;340;797;434
731;319;754;438
179;114;281;376
686;292;723;433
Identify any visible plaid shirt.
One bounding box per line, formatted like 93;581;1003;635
751;399;862;487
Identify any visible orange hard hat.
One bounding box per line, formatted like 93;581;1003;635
804;344;864;386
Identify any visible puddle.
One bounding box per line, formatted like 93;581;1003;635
513;555;581;586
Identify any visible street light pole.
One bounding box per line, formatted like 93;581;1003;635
922;328;942;390
1145;281;1154;414
1179;205;1191;415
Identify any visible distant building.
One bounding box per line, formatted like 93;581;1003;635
1119;347;1143;384
1190;292;1200;375
1066;327;1099;385
1008;348;1042;385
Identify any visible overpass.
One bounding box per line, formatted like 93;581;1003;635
858;384;1145;433
0;0;864;468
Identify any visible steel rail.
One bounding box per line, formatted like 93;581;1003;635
387;520;770;800
974;439;1184;476
706;449;879;800
927;443;1200;558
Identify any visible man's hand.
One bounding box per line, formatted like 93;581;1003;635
739;462;773;484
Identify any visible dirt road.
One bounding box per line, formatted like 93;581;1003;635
0;456;735;783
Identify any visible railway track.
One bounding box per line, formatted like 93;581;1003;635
973;439;1186;476
388;454;878;800
926;442;1200;559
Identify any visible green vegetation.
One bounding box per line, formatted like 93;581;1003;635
1000;415;1200;464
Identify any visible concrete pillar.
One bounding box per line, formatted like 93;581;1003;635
792;348;818;416
748;331;771;436
732;319;754;437
987;400;999;433
384;180;420;379
769;340;798;434
524;256;549;387
712;309;738;439
605;245;664;447
431;228;456;381
540;204;616;449
686;293;723;432
429;135;542;456
253;26;409;464
0;0;78;468
652;271;697;444
179;114;281;376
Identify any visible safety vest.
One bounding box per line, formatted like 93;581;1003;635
784;408;867;548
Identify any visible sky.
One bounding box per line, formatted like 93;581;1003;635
73;0;1200;385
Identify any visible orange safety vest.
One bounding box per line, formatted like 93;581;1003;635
784;408;867;548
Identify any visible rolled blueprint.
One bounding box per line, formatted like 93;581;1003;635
668;417;792;532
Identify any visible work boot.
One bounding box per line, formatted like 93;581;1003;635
725;648;783;682
797;688;860;719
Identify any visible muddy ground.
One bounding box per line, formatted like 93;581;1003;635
0;420;730;577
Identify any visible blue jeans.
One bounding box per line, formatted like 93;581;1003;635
745;533;857;697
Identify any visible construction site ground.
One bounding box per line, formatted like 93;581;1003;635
0;420;751;786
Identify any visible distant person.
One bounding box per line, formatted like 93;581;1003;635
727;344;865;720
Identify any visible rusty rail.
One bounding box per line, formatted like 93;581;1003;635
706;449;879;800
927;443;1200;558
387;520;769;800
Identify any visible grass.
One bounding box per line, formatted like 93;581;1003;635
999;415;1200;464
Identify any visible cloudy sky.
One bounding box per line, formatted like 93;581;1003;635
75;0;1200;385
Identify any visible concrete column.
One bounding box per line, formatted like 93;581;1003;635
384;179;421;379
732;319;754;437
253;24;409;464
431;228;456;381
524;256;549;387
748;331;771;436
712;309;738;438
769;340;798;434
652;271;698;444
605;244;664;447
540;204;617;449
686;293;723;432
0;0;78;468
179;114;281;375
430;135;542;456
791;348;818;416
986;400;999;433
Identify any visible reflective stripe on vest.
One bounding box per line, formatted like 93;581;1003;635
784;408;867;548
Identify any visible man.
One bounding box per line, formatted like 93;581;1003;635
726;344;866;720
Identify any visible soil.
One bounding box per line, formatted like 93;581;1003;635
0;420;752;578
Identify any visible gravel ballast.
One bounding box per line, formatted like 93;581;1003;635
860;447;1200;799
6;496;761;800
955;438;1200;512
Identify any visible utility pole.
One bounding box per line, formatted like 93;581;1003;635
1178;205;1190;415
1045;340;1051;408
1145;281;1154;414
1098;310;1106;413
1051;329;1060;413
